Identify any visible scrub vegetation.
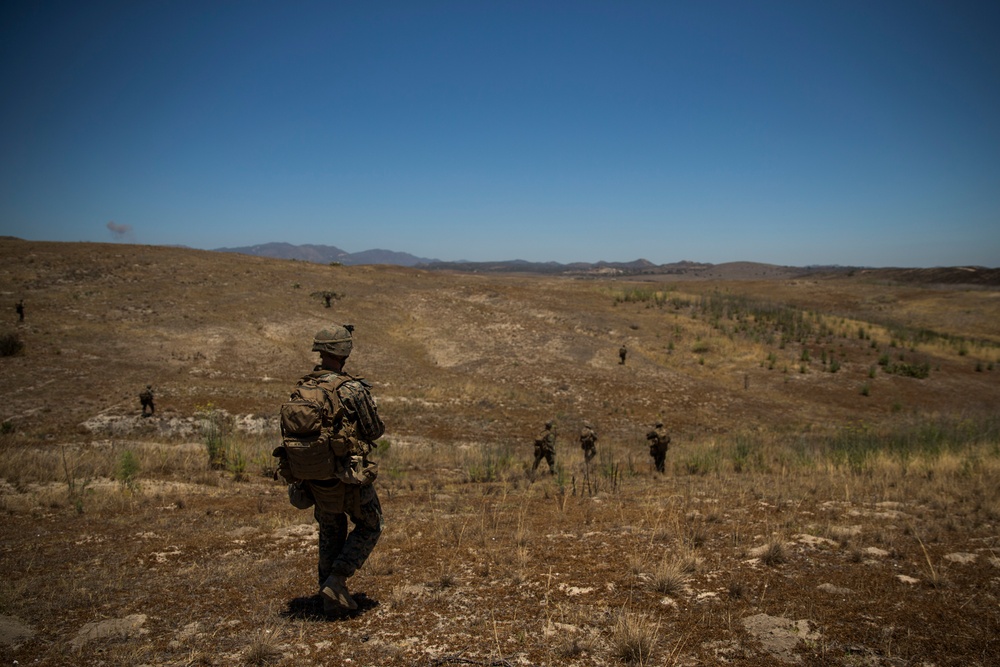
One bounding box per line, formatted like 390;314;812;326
1;238;999;665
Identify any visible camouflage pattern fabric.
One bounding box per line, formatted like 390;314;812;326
646;426;671;473
580;426;597;463
139;387;154;415
532;428;557;472
308;480;383;586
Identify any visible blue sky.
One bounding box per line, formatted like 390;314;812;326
1;1;998;267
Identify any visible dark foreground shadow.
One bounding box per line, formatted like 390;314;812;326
280;593;379;622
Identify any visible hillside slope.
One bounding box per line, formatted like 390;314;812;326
2;238;997;444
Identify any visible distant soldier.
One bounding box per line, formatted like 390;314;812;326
323;292;333;308
619;344;627;365
139;385;155;416
646;421;671;473
532;420;557;474
15;299;24;322
579;422;598;464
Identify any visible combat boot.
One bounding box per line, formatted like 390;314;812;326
321;574;357;611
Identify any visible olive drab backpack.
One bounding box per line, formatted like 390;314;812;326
274;371;384;485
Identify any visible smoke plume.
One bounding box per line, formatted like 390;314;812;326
107;221;133;241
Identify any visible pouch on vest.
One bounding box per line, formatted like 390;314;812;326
287;481;315;509
338;379;385;442
335;455;379;486
279;385;338;480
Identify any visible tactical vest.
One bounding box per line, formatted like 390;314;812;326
274;371;384;485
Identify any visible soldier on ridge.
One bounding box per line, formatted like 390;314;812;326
139;385;155;416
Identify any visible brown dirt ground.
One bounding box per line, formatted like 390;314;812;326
1;238;999;666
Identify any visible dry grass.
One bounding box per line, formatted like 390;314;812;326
609;611;659;665
2;239;1000;665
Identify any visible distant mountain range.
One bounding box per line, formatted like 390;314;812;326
213;242;438;267
213;242;1000;285
213;242;786;276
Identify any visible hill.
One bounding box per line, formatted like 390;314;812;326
214;241;438;267
2;238;999;666
211;242;1000;288
4;238;998;442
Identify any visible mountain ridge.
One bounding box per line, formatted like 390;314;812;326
183;240;1000;285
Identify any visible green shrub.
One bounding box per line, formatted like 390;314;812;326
885;361;930;379
115;450;141;490
466;441;517;482
199;407;232;469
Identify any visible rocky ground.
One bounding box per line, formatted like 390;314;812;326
1;239;999;665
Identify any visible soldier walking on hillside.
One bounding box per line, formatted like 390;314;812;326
532;420;558;475
619;344;627;365
646;421;671;473
580;421;598;464
15;299;24;323
274;324;384;614
139;385;155;416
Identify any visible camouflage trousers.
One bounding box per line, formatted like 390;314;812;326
533;447;556;472
305;479;384;588
650;446;668;473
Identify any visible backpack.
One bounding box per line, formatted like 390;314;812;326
274;371;384;485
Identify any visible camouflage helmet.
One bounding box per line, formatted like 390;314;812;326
312;324;354;357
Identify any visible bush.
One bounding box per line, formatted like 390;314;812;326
885;361;930;379
199;407;232;469
0;332;24;357
610;612;657;664
114;450;141;491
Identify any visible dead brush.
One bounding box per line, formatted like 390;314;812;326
625;552;647;577
243;627;282;666
558;632;598;659
650;557;689;597
912;528;948;589
675;545;701;573
760;539;788;567
608;610;658;665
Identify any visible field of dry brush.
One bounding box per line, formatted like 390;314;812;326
1;238;999;666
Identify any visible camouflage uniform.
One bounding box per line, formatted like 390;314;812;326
619;345;627;365
646;422;671;473
139;385;155;416
15;300;24;322
533;421;557;474
579;423;598;464
277;324;384;613
307;473;383;587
